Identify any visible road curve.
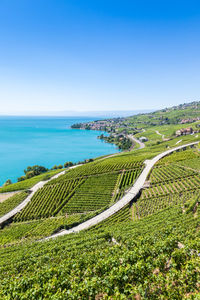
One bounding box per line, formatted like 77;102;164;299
44;141;199;240
0;170;66;226
127;134;145;149
155;130;165;140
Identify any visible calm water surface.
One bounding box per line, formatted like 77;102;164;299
0;116;119;185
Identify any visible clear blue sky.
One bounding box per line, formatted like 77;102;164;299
0;0;200;114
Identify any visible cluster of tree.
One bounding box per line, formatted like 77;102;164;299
3;179;12;186
52;161;74;170
71;158;94;166
64;161;74;168
71;123;82;129
52;164;64;170
18;165;48;182
117;137;132;150
4;159;94;186
98;134;132;150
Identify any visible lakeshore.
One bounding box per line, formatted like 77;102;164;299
0;116;120;186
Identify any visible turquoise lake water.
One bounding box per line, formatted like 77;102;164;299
0;116;120;186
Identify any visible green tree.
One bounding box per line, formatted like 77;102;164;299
25;171;35;179
18;176;26;182
3;179;12;186
24;165;48;176
64;161;73;168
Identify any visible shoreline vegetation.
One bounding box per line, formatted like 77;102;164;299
98;133;132;151
71;120;136;151
1;161;93;190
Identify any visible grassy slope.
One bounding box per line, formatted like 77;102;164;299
126;102;200;127
0;102;200;298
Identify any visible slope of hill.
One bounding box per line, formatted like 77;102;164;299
0;101;199;299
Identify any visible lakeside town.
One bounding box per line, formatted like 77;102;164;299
71;102;200;150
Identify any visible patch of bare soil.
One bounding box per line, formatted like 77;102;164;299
0;191;20;203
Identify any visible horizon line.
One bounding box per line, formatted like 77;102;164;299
0;109;155;117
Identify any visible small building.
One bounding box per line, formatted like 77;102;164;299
176;127;193;136
176;130;182;136
139;136;148;142
180;117;200;124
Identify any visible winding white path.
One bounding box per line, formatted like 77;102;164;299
44;141;199;240
0;170;66;226
176;139;182;145
155;130;165;140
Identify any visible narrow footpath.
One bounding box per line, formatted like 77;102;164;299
155;130;165;140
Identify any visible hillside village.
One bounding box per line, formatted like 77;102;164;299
72;101;200;149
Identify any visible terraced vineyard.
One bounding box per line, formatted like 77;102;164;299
0;192;29;218
60;173;119;214
113;168;143;201
133;150;200;219
156;149;198;165
150;163;195;184
14;178;84;221
141;174;200;199
89;204;132;231
49;153;145;183
177;157;200;171
11;155;144;221
134;189;200;219
0;213;93;245
0;199;199;299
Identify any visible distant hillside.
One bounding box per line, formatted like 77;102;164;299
71;101;200;142
126;100;200;127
